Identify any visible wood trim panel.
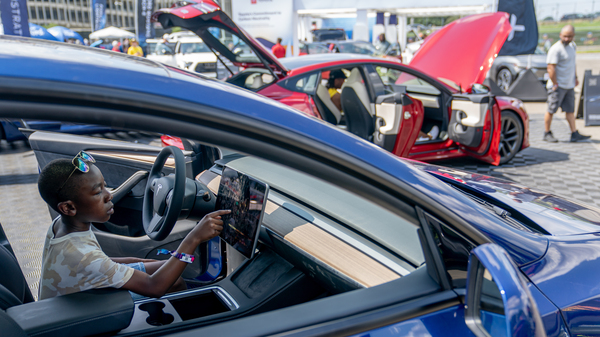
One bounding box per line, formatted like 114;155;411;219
87;150;176;168
196;170;401;288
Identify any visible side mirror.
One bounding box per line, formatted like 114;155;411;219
465;244;546;337
471;83;490;94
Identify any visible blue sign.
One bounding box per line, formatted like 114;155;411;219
498;0;539;56
136;0;155;46
1;0;31;37
92;0;107;31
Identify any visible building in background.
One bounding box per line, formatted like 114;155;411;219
24;0;182;33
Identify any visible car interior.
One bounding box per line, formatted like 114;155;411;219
309;65;451;147
0;120;487;336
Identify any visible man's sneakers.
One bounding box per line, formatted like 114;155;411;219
544;130;591;142
543;131;558;143
570;130;591;142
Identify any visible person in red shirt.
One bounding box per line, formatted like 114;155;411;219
271;38;286;58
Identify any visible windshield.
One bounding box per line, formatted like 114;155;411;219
337;42;379;55
180;42;211;54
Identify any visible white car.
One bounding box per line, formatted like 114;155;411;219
146;37;217;77
174;37;218;77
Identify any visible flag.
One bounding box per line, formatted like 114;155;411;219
498;0;539;55
1;0;31;37
92;0;107;31
136;0;155;46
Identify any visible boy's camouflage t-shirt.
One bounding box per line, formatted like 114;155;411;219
39;217;134;300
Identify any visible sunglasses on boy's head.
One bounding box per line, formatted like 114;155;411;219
57;151;96;194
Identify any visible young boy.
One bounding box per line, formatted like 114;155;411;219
37;153;229;300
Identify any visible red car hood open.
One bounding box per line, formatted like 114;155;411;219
152;0;287;77
409;12;511;91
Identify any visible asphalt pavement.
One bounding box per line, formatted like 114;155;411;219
2;53;600;300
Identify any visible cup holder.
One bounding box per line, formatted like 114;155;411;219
138;301;174;326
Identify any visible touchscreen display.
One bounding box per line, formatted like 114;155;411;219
215;166;269;259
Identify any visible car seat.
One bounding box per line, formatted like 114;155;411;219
0;244;34;310
0;225;134;336
315;84;342;125
340;68;374;140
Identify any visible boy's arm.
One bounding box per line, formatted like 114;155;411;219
111;257;157;264
120;209;228;298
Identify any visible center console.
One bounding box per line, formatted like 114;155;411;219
119;248;326;335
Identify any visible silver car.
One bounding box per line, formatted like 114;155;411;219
490;47;548;92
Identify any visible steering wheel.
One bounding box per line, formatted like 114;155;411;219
142;146;186;241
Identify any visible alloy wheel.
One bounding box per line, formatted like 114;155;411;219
498;111;523;164
496;68;513;92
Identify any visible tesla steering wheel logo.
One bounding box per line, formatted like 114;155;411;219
156;183;163;195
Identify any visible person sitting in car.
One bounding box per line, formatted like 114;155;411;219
37;154;230;300
327;69;347;112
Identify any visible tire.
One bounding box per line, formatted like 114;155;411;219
496;68;513;92
499;110;523;165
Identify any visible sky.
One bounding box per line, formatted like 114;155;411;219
535;0;599;20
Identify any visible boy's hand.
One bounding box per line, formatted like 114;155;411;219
191;209;229;243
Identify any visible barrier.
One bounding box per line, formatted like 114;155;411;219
483;78;508;96
576;70;600;126
505;69;548;102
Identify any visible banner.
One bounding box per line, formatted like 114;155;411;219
135;0;154;45
1;0;31;37
91;0;106;32
231;0;293;55
497;0;538;56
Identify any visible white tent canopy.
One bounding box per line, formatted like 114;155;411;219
89;26;135;40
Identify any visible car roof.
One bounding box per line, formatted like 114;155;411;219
177;37;205;43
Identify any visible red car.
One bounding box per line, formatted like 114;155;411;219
154;2;528;165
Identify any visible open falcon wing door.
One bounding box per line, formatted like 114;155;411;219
152;0;288;80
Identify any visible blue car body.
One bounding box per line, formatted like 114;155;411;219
2;35;599;336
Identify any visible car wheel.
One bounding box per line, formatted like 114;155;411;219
496;68;513;92
499;111;523;165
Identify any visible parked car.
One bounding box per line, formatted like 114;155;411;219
146;36;217;77
8;33;593;337
311;28;346;41
154;5;528;165
490;47;548;92
298;41;332;56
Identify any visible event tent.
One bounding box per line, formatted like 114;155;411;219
29;24;59;41
89;26;135;40
47;26;85;44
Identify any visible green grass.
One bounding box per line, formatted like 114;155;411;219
538;19;600;46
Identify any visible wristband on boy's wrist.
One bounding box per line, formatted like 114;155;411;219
157;249;195;263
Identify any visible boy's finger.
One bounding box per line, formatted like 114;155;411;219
210;209;231;217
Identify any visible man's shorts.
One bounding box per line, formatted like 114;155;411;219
547;87;575;114
125;262;146;301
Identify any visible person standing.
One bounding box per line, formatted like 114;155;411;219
544;25;590;143
127;39;144;57
374;33;390;52
271;38;286;58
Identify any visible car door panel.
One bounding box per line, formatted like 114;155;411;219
389;98;424;157
449;94;501;165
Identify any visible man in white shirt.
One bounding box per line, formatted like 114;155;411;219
544;25;590;143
